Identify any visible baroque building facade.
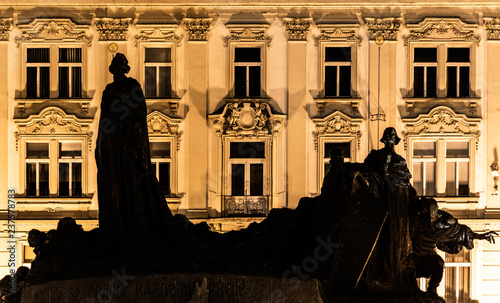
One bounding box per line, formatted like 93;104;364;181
1;1;500;302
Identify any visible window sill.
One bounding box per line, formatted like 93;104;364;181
314;97;362;112
146;98;181;115
434;195;479;203
14;196;93;212
403;97;480;114
15;98;92;115
224;97;272;103
165;196;182;212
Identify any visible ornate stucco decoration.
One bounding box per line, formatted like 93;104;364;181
402;106;481;151
404;18;479;45
15;19;92;47
283;18;312;41
14;107;93;151
224;24;272;47
183;18;212;41
365;18;401;41
484;18;500;40
314;24;362;46
147;110;183;150
312;111;363;151
0;18;12;41
134;24;182;47
209;102;286;138
93;18;131;41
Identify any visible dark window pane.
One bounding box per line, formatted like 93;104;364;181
230;142;265;158
150;142;171;158
235;48;261;62
59;163;69;196
145;66;157;98
339;66;351;97
325;47;351;62
59;142;82;158
26;67;37;98
231;164;245;196
447;66;458;97
248;66;261;97
59;66;69;98
427;66;437;97
448;48;470;62
459;66;470;97
414;141;436;158
26;163;36;196
234;66;247;97
145;48;171;63
324;163;331;175
40;67;50;98
324;142;351;159
446;142;469;158
159;162;170;196
72;66;82;98
414;48;437;62
414;66;424;97
39;163;49;197
325;66;337;97
152;162;157;176
27;143;49;159
72;163;82;197
159;66;171;98
59;48;81;63
250;164;263;196
413;162;423;196
27;48;49;63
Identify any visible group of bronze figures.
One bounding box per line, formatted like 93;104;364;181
1;54;497;303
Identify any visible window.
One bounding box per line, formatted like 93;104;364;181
444;249;471;303
58;142;82;197
26;48;50;98
229;142;266;197
25;142;49;197
411;139;471;197
411;46;472;98
25;46;84;99
150;141;171;196
412;141;437;196
233;47;262;97
324;47;352;97
144;48;172;98
323;142;351;175
24;140;85;197
58;48;82;98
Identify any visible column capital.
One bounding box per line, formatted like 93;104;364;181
183;18;212;41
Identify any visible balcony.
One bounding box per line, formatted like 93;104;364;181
224;195;269;217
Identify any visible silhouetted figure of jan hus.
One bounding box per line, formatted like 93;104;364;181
95;53;179;263
412;197;498;295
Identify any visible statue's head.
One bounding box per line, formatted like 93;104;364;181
57;217;82;232
28;229;47;247
109;53;130;76
380;127;401;146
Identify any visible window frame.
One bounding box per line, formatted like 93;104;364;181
319;42;357;98
408;42;476;99
408;137;475;198
148;136;178;198
229;42;266;98
140;43;176;99
58;47;83;98
22;43;87;99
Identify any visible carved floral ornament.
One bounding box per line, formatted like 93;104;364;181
209;102;286;138
14;107;93;151
364;17;401;41
0;18;12;41
15;19;92;47
183;18;212;41
404;18;480;45
93;18;131;41
312;111;362;151
484;17;500;40
224;24;272;47
314;24;362;46
146;110;183;150
134;24;182;47
401;106;481;151
283;18;312;41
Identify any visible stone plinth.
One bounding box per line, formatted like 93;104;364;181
21;273;324;303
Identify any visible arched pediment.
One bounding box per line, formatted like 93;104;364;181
15;18;92;46
312;111;363;150
147;110;183;150
402;106;481;150
404;18;479;45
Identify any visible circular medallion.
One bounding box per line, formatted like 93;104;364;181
238;108;257;129
108;43;118;53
